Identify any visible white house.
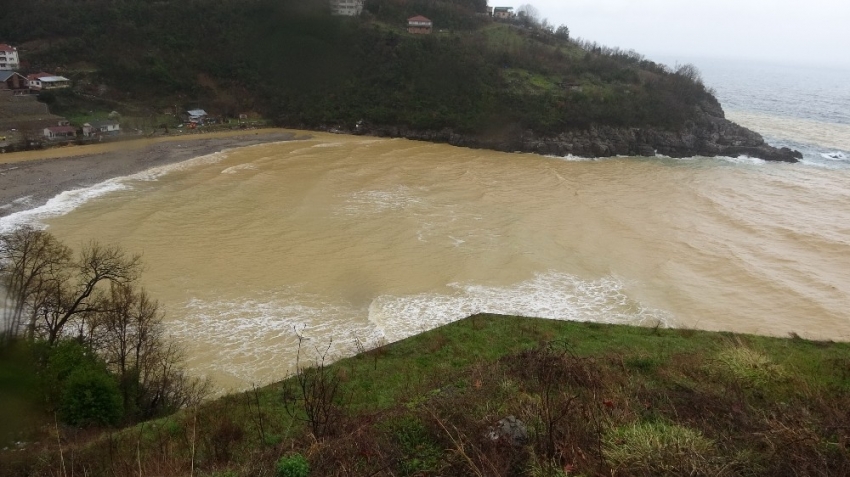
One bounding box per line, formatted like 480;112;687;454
493;7;515;19
187;109;208;123
329;0;364;16
44;126;76;140
0;44;20;70
28;73;71;91
83;120;120;137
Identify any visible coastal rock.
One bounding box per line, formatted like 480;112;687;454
350;103;802;163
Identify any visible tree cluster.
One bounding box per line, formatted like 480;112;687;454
0;227;208;429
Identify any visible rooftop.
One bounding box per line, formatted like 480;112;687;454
46;126;76;133
87;120;119;127
38;76;70;82
0;71;25;82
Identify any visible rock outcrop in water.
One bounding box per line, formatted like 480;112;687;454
355;102;802;163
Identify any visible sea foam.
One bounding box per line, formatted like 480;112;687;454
0;150;230;233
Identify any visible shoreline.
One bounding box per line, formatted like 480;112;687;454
0;129;308;219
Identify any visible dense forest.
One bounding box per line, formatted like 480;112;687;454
1;0;718;138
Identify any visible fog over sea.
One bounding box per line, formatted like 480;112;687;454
2;58;849;390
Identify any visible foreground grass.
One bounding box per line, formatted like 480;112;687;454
5;314;850;476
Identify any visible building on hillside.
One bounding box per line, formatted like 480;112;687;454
0;44;20;70
43;125;76;140
27;73;71;91
82;120;121;137
0;71;28;91
407;15;433;34
186;109;208;124
329;0;364;16
492;7;515;19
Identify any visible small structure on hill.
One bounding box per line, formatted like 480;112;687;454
186;109;208;124
43;125;76;140
329;0;363;16
0;71;28;91
408;15;433;34
0;44;20;71
83;120;120;137
27;73;71;91
492;7;515;19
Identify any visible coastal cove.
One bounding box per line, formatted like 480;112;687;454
3;130;847;390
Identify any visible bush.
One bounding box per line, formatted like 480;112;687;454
60;367;123;426
276;454;309;477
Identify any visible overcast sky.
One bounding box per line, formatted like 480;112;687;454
525;0;850;69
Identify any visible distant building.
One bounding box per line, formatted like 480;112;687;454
407;15;433;34
186;109;208;124
44;125;76;140
83;120;121;137
27;73;71;91
493;7;514;19
0;44;20;70
0;71;28;91
330;0;364;16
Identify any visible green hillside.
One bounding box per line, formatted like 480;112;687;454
5;315;850;476
2;0;716;136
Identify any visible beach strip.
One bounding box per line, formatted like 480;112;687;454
0;129;307;218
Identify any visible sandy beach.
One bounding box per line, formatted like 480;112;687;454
0;129;307;218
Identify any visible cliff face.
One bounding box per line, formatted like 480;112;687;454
357;102;803;163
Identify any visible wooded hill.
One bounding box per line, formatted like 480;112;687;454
2;0;718;138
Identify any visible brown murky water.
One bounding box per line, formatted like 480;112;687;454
30;132;850;390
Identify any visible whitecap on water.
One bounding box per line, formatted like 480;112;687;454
821;151;846;161
0;151;230;233
0;179;130;233
367;271;673;343
719;155;767;166
221;163;259;174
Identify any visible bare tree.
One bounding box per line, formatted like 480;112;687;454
517;4;541;26
0;228;141;344
0;226;71;341
38;240;141;345
1;227;209;423
675;63;705;88
281;333;348;439
93;281;209;418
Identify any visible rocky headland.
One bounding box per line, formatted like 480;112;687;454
356;102;802;163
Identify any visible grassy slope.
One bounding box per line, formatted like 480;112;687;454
6;314;850;476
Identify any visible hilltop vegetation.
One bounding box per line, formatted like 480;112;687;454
2;0;717;137
4;314;850;476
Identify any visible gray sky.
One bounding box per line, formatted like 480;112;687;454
524;0;850;68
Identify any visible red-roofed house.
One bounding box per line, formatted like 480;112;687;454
407;15;433;34
44;126;76;140
0;44;20;70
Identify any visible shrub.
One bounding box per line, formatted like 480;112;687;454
276;453;309;477
60;367;123;426
603;421;715;476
